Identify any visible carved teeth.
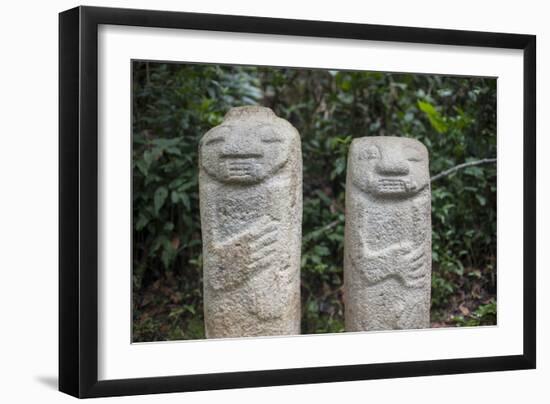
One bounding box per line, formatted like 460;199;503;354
378;178;408;192
227;160;254;177
228;161;253;167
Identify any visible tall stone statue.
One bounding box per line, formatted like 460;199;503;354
199;106;302;338
344;136;432;331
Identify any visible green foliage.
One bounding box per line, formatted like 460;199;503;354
451;299;497;327
132;62;497;341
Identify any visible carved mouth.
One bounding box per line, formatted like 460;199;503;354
226;159;256;178
377;178;413;193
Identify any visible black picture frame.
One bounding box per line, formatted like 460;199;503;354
59;5;536;398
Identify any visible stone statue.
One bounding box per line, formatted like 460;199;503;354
199;106;302;338
344;136;432;331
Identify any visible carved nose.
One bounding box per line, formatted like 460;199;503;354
221;143;240;155
220;140;263;158
375;158;409;176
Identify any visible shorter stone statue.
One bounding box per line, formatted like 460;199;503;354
344;136;432;331
199;106;302;338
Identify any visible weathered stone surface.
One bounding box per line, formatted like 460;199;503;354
344;136;432;331
199;106;302;338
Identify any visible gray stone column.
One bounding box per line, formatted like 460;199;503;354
344;136;432;331
199;106;302;338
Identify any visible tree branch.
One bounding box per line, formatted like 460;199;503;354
304;219;341;242
430;158;497;183
303;159;496;241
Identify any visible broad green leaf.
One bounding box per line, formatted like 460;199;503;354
154;186;168;215
417;100;448;133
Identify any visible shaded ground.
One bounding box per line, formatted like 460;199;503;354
133;264;496;342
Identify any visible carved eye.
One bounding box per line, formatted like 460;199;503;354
262;137;283;144
406;153;423;162
258;125;282;144
407;156;423;162
366;146;380;160
405;147;423;162
204;126;231;146
205;136;225;146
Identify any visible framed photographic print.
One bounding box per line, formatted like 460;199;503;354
59;5;536;398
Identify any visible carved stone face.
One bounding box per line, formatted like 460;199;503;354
350;137;429;198
200;108;294;184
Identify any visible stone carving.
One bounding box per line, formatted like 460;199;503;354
344;136;432;331
199;106;302;338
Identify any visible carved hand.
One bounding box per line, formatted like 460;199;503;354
393;244;429;288
207;216;282;291
356;242;428;288
246;217;282;271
